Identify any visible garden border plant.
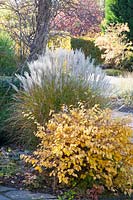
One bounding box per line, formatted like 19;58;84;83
0;76;19;145
9;48;112;149
95;23;133;71
0;31;17;76
22;103;133;197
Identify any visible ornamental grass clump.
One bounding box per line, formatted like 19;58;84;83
10;48;111;148
22;104;133;194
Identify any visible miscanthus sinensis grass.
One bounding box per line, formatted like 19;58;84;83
10;48;112;148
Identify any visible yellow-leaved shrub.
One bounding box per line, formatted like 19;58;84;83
22;104;133;194
48;33;71;50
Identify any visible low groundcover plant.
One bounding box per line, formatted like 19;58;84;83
10;48;111;148
22;104;133;195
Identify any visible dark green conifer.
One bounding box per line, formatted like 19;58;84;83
105;0;133;41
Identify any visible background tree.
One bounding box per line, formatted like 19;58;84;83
29;0;80;61
0;0;36;60
0;0;77;61
0;0;104;62
105;0;133;41
51;0;103;36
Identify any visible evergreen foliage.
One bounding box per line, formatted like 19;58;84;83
105;0;119;23
105;0;133;41
0;32;16;75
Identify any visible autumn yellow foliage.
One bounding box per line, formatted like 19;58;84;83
95;23;133;70
22;104;133;194
48;33;71;50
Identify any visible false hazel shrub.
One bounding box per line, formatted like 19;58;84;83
11;48;111;147
22;104;133;194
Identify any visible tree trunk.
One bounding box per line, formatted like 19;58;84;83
29;0;52;61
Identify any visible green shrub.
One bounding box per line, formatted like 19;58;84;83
71;37;103;65
0;148;21;177
104;69;123;76
9;48;111;149
22;104;133;194
0;32;17;76
0;76;15;104
0;104;11;145
0;76;19;144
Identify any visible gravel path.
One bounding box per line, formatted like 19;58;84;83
107;75;133;95
107;75;133;130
